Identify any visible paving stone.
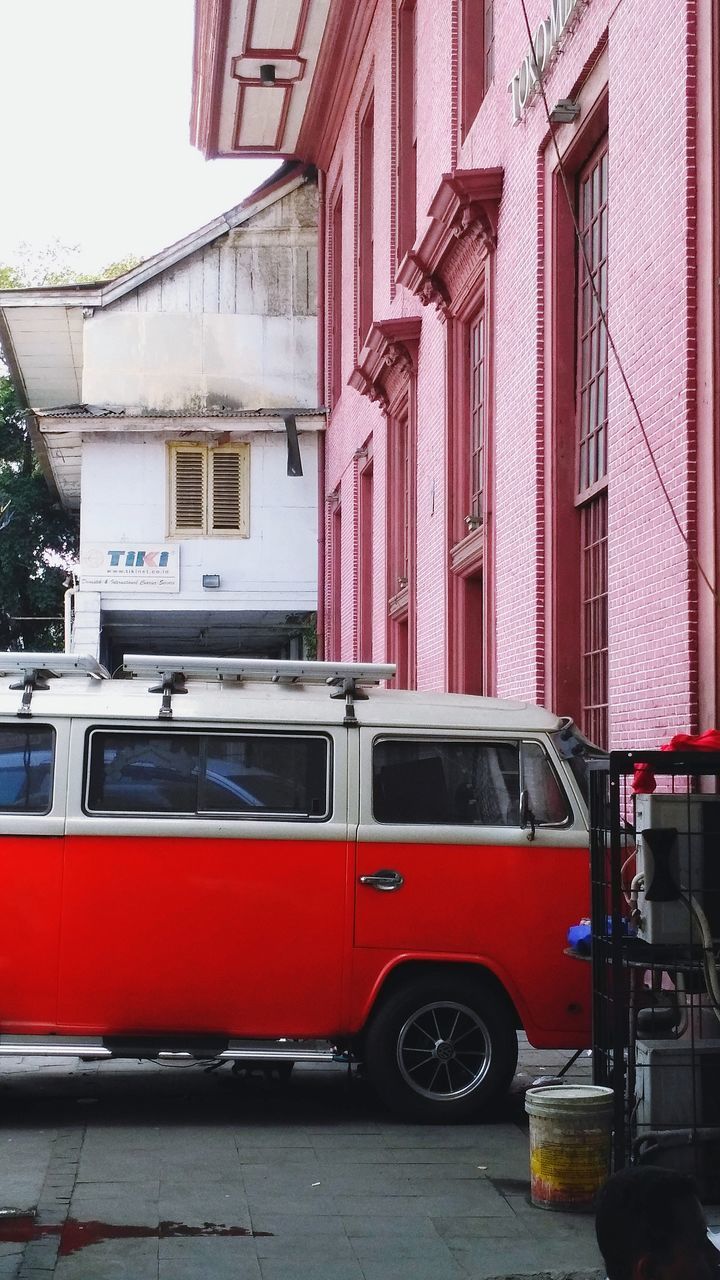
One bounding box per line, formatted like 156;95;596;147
433;1214;534;1240
233;1132;315;1150
238;1150;322;1167
68;1185;160;1228
332;1195;429;1218
408;1185;520;1217
450;1239;605;1278
159;1238;261;1280
262;1169;407;1196
53;1238;159;1280
158;1185;250;1226
258;1261;364;1280
239;1163;322;1184
349;1234;454;1262
341;1215;442;1240
248;1213;347;1238
246;1193;337;1218
310;1135;390;1152
254;1234;356;1261
360;1257;467;1280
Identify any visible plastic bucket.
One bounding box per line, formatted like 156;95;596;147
525;1084;614;1211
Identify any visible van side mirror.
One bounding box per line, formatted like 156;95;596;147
520;789;536;842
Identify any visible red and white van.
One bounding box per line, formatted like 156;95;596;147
0;652;598;1120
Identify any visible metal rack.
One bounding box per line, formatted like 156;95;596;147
122;655;396;685
122;655;397;721
0;651;397;722
0;652;109;716
590;752;720;1200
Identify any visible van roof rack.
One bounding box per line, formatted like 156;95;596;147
123;655;397;723
0;652;110;717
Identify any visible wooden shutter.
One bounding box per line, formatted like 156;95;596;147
209;444;249;536
171;445;206;534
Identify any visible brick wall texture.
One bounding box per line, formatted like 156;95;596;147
322;0;709;749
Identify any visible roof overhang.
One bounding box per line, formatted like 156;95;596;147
192;0;375;167
32;409;326;511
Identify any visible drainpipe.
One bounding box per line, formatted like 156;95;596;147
316;166;327;660
64;587;76;653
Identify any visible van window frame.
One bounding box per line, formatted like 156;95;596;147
519;738;573;830
370;733;522;828
368;732;576;831
0;722;56;817
82;726;334;823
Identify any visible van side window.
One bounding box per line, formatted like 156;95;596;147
521;741;571;826
373;738;519;825
0;725;55;814
86;731;330;819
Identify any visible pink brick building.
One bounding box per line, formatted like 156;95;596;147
193;0;719;749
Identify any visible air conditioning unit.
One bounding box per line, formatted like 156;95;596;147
634;794;720;945
635;1038;720;1131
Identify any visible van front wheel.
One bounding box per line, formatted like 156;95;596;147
364;975;518;1122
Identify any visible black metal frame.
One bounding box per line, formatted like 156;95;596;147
589;750;720;1199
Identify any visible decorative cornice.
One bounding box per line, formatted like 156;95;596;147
191;0;233;157
298;0;378;169
397;168;503;314
349;316;422;411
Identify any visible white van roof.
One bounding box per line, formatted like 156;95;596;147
0;654;563;733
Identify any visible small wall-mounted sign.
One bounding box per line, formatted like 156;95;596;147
80;543;179;592
508;0;585;123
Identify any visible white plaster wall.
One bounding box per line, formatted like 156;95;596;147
82;313;317;411
79;434;319;611
81;182;318;413
71;591;102;660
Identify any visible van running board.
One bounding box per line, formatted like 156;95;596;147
0;1037;339;1063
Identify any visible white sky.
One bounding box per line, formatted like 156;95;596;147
0;0;277;276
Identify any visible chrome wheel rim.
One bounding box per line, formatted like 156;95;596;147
396;1000;492;1101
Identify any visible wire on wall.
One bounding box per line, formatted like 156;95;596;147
517;0;719;610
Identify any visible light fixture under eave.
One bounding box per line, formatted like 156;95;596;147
202;574;220;590
549;99;581;124
259;63;276;86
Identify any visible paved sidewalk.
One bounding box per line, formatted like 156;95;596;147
0;1039;607;1280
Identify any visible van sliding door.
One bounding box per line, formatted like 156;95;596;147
58;721;351;1038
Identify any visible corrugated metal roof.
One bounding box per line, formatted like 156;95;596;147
35;405;326;419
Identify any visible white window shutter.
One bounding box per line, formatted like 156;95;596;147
209;445;249;536
171;446;206;533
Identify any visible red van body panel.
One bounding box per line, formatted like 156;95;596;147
1;835;63;1031
55;835;350;1037
353;838;591;1046
0;830;590;1045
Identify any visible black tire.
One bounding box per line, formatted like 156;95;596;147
364;973;518;1122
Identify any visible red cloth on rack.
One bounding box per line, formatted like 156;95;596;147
632;728;720;793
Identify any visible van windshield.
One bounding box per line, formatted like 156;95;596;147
551;720;606;805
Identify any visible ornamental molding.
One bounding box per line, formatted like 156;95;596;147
349;317;422;413
397;167;503;316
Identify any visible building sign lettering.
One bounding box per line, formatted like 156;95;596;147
80;543;179;592
508;0;584;123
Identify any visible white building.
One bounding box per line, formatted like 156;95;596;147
0;164;322;668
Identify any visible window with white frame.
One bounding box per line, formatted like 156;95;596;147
168;443;250;537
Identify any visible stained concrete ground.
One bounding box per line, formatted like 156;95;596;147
0;1037;667;1280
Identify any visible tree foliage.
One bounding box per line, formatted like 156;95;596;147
0;239;142;288
0;240;140;651
0;377;78;650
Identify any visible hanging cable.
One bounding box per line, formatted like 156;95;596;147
517;0;719;610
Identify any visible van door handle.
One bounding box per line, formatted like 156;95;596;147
359;869;404;891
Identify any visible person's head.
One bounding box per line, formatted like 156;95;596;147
595;1166;720;1280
